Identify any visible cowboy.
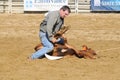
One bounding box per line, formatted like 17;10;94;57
29;5;71;59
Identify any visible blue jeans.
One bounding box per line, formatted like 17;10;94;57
31;32;54;59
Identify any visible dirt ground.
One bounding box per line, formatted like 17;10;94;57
0;13;120;80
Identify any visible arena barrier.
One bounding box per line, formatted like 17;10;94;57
24;0;68;11
0;0;90;13
91;0;120;11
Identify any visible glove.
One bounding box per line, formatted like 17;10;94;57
55;38;65;45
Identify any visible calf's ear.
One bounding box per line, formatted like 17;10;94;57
82;45;88;50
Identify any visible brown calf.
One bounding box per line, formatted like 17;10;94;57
34;25;97;59
34;40;97;59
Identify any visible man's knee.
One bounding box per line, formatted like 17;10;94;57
48;45;54;52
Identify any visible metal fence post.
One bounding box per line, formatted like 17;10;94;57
75;0;78;13
8;0;12;13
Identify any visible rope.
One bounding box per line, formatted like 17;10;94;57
96;46;120;53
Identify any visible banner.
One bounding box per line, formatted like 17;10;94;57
24;0;68;11
91;0;120;11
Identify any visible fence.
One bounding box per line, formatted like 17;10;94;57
69;0;90;13
0;0;24;13
0;0;90;13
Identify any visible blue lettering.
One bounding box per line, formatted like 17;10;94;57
34;0;66;3
54;0;62;3
35;0;50;3
50;0;53;3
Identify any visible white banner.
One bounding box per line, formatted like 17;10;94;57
24;0;68;11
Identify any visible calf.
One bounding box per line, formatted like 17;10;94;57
34;39;97;59
34;25;97;59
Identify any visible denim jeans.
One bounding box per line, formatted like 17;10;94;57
31;32;54;59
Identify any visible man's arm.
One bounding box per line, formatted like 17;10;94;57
46;12;58;41
54;25;70;39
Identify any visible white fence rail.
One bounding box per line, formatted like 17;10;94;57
69;0;90;13
0;0;24;13
0;0;90;13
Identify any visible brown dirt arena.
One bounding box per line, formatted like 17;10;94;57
0;13;120;80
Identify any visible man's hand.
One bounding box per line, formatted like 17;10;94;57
51;37;57;43
55;38;65;45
